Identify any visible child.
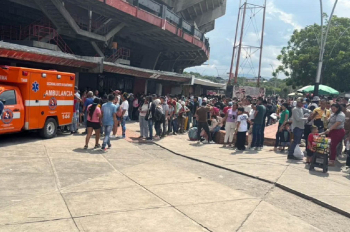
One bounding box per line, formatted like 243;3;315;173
279;123;291;152
306;125;319;164
235;107;248;151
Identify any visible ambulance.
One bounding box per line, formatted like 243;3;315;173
0;66;75;139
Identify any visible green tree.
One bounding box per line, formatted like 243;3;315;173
276;16;350;92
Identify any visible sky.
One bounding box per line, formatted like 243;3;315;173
185;0;350;79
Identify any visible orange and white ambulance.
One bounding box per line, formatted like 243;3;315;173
0;66;75;139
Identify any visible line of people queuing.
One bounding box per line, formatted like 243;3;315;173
72;88;350;168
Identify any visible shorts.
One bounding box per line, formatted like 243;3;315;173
306;149;314;157
87;121;101;130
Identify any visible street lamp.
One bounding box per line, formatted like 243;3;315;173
314;0;339;96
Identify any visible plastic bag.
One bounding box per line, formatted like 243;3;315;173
293;145;304;159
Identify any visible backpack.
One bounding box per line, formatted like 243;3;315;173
153;106;163;121
188;127;198;141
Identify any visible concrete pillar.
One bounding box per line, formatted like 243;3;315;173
156;83;162;96
88;10;93;32
145;80;148;95
75;72;79;87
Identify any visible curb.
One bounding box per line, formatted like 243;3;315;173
154;142;350;219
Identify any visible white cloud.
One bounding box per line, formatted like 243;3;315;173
186;45;286;79
331;0;350;17
267;0;302;30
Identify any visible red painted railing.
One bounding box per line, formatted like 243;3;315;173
0;23;74;54
105;47;131;63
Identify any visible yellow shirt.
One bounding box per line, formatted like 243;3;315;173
313;107;330;120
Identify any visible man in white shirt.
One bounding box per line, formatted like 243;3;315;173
120;93;129;138
243;98;252;116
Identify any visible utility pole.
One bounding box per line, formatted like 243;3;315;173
314;0;338;96
257;0;267;87
228;0;267;86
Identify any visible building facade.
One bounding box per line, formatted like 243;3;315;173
0;0;226;94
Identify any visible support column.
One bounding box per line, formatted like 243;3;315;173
145;80;148;95
88;10;92;32
156;83;162;96
75;72;79;87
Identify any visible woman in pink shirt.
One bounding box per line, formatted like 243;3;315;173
84;98;102;149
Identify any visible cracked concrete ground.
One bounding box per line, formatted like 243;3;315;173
0;126;350;231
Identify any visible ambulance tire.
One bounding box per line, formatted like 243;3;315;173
40;118;58;139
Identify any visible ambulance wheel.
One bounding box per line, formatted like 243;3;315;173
40;118;58;139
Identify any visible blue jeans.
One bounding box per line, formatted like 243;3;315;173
148;120;153;139
121;116;128;137
288;127;304;157
102;125;113;148
252;124;262;148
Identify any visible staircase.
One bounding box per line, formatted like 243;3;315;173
33;0;73;34
105;47;131;63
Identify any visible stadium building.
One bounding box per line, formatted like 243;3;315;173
0;0;227;95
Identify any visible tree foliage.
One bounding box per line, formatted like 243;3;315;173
276;16;350;92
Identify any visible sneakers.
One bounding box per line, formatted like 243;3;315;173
208;141;215;144
110;135;116;139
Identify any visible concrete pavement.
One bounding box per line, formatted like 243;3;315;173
1;125;350;231
131;122;350;218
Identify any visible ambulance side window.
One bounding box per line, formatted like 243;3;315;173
0;90;17;105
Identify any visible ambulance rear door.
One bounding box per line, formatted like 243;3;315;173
0;86;25;133
27;72;43;129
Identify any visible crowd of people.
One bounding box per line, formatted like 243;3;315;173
71;88;350;167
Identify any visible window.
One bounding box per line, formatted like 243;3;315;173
0;90;17;105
